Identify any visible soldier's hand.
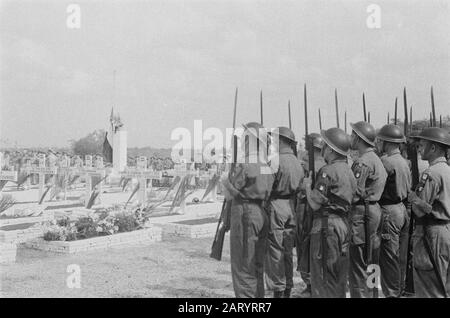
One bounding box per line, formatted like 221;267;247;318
302;171;313;189
408;192;427;218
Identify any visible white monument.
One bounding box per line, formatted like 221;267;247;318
110;110;127;172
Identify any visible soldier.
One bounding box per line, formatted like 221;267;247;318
375;124;412;297
348;121;387;298
265;127;304;298
296;132;325;297
302;128;356;297
409;127;450;298
221;122;274;298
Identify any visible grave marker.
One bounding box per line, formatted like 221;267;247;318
120;157;162;205
28;154;58;202
82;155;106;206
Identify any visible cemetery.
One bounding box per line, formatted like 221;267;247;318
0;115;224;267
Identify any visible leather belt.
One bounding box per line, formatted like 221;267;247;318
353;200;378;206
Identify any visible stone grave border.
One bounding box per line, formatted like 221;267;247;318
24;226;162;254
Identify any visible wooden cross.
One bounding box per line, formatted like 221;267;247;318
0;152;18;189
82;155;106;205
120;156;162;205
28;154;58;202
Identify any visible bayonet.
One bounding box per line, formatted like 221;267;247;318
319;108;323;131
394;97;398;125
363;93;367;121
335;88;340;128
288;100;292;129
431;86;436;127
260;90;263;125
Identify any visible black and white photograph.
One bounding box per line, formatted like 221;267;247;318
0;0;450;301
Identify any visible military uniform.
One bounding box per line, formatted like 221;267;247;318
224;149;274;298
265;144;304;296
349;148;387;297
379;149;411;297
412;157;450;297
296;156;325;287
307;158;356;297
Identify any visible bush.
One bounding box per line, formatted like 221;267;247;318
75;217;98;239
114;212;141;233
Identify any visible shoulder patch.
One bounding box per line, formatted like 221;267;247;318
322;172;327;179
416;172;430;194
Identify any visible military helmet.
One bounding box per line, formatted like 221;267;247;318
320;128;350;156
377;124;406;143
414;127;450;148
242;122;268;144
269;126;296;143
350;121;376;147
309;133;324;149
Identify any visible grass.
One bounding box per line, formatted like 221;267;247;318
1;235;310;298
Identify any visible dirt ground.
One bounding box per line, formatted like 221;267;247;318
0;235;307;298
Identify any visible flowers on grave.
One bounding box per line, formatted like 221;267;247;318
42;207;149;241
96;215;118;235
43;218;77;241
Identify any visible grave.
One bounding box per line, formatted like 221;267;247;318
25;226;162;254
28;154;58;203
120;156;162;205
82;155;106;207
154;216;219;239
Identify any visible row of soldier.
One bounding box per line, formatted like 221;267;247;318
220;121;450;298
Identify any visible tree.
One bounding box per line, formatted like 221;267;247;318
70;129;106;156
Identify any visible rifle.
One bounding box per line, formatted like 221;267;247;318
404;88;448;297
404;87;419;295
210;87;238;261
304;84;324;281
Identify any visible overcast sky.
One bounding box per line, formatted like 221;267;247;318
1;0;449;148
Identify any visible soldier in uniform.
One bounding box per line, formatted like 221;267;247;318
302;127;356;297
296;133;325;297
376;124;412;297
348;121;387;298
221;122;274;298
409;127;450;298
265;127;304;298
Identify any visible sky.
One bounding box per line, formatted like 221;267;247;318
1;0;449;148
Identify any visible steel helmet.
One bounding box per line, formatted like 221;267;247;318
414;127;450;148
270;126;297;143
320;128;351;156
377;124;406;143
309;133;324;149
350;121;376;147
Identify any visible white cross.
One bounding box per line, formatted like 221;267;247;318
28;154;58;202
82;155;106;207
120;156;162;205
